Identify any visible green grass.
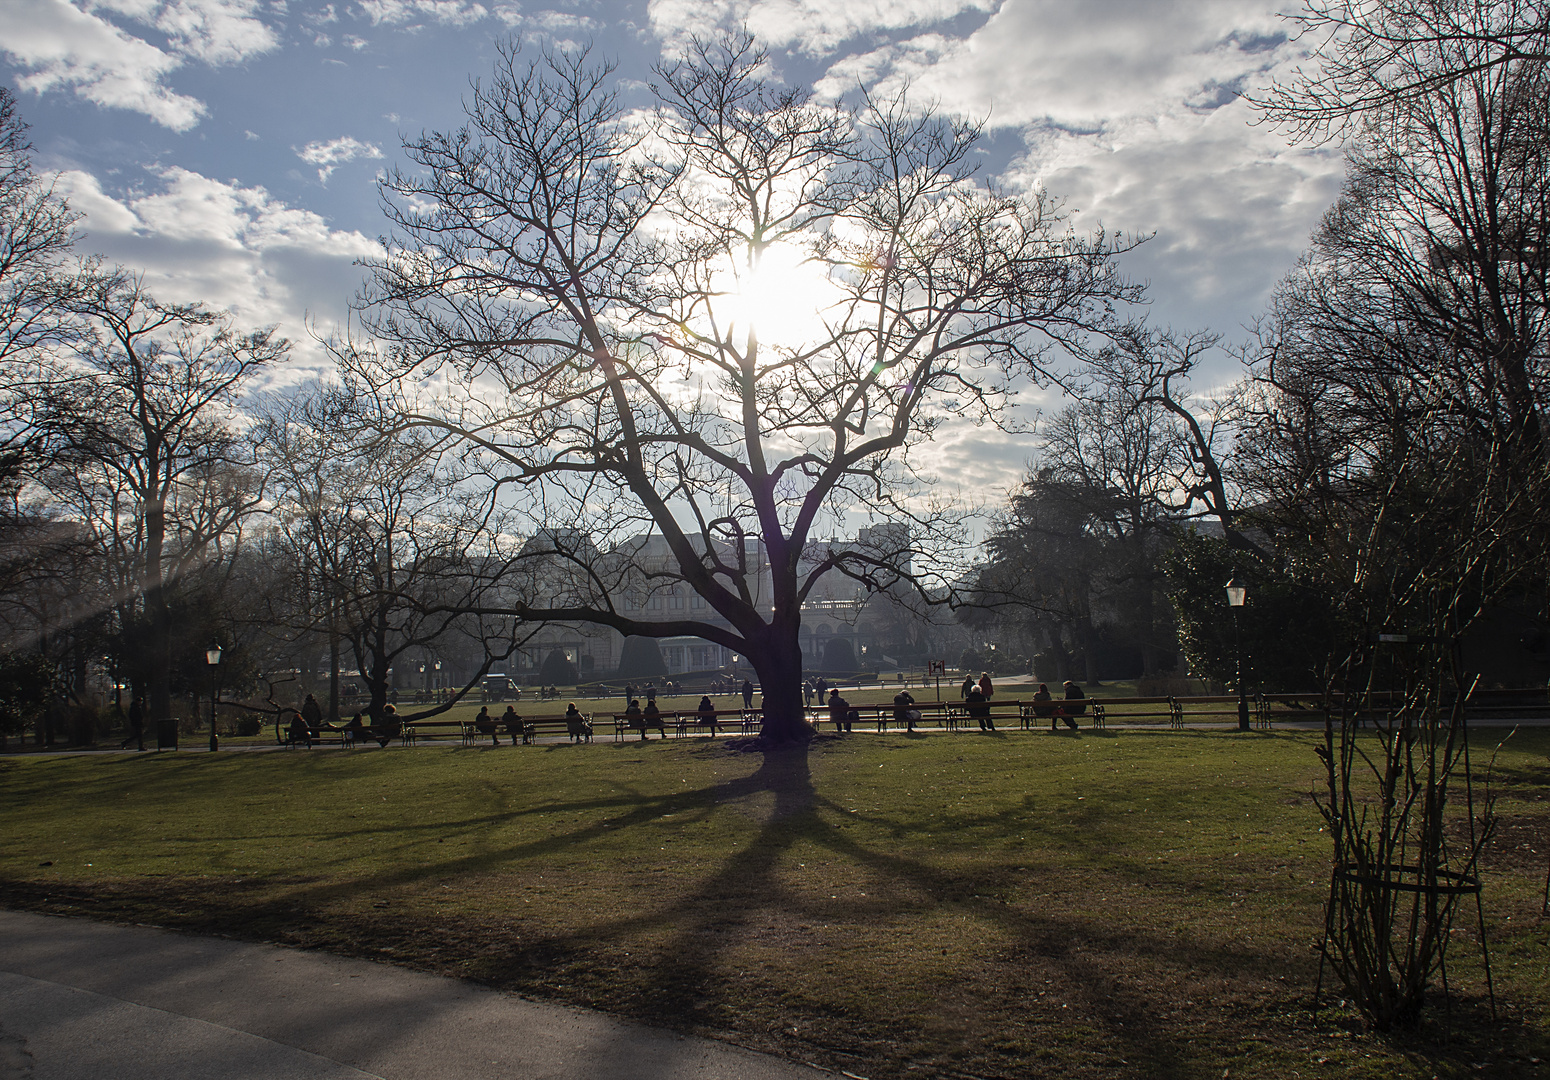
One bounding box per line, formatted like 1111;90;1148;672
3;728;1547;1079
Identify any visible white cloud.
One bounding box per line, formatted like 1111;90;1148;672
0;1;204;130
356;0;490;27
295;135;384;183
810;0;1343;342
0;0;279;130
343;33;367;49
851;0;1291;131
127;0;280;66
55;166;382;370
648;0;994;55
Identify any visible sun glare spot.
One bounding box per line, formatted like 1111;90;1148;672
710;241;839;351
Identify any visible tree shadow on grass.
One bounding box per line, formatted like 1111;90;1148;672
6;735;1525;1079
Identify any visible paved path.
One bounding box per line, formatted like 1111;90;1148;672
0;910;822;1080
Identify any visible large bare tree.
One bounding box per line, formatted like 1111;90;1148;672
347;36;1139;743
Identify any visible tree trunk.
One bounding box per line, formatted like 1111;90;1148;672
751;622;810;745
328;625;341;724
144;488;173;726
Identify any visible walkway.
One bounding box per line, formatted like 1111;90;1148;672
0;910;821;1080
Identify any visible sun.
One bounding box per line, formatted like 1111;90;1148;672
709;239;842;353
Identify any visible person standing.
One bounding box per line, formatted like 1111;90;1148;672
827;687;852;733
978;671;994;699
301;693;323;732
741;678;754;708
121;695;145;750
960;674;975;700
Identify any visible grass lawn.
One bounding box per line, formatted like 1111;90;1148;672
2;728;1547;1078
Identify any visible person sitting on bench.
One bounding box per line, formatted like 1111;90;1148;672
501;705;523;746
623;699;645;740
696;695;718;735
474;705;499;746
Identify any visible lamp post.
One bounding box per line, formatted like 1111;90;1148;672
206;645;223;751
1225;581;1249;731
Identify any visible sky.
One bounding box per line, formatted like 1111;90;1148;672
0;0;1348;504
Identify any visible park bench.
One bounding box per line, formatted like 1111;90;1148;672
1087;696;1181;730
279;719;354;748
521;715;593;743
400;718;471;745
610;711;669;741
943;699;1027;732
862;699;948;732
1016;697;1093;730
675;709;756;736
1463;686;1550;722
1174;695;1260;729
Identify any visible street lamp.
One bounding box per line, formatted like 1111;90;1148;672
1225;581;1249;731
206;645;223;751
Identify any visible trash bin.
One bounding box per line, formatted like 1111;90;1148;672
155;718;178;750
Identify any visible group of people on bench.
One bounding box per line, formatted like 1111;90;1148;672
472;705;526;746
1031;681;1085;730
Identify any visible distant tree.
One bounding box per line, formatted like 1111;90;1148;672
345;35;1139;743
0;650;58;751
821;637;857;672
539;648;579;686
615;635;668;680
27;275;282;724
1162;531;1340;692
259;387;528;725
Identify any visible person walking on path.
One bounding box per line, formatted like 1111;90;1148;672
960;674;975;700
741;678;754;708
978;672;994;699
828;687;852;733
120;695;145;750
